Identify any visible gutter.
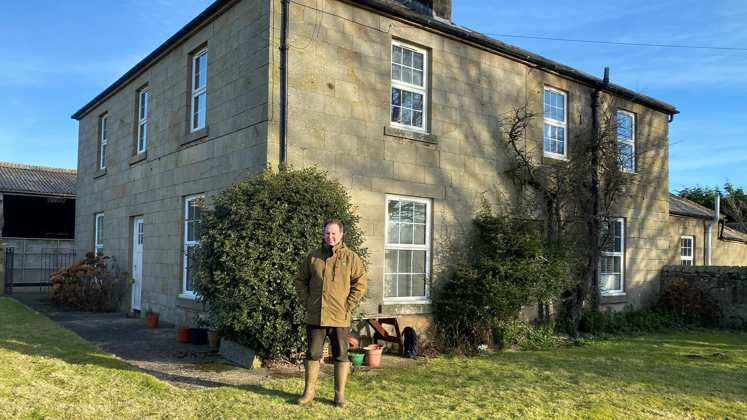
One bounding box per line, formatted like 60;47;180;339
279;0;290;165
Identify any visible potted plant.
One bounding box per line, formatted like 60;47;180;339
176;325;191;343
362;343;384;367
145;307;160;328
207;330;221;348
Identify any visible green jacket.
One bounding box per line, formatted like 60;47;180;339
294;241;367;327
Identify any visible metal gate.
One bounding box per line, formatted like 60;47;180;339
3;246;75;295
41;248;76;294
4;247;13;296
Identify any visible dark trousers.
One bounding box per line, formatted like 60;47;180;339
306;324;350;363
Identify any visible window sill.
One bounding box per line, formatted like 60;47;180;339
180;127;209;147
93;168;107;179
384;127;437;144
176;295;204;311
600;292;628;304
380;300;432;315
542;155;568;164
129;151;147;165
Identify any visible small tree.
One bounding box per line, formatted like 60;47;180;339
192;166;368;359
500;91;659;329
49;252;133;313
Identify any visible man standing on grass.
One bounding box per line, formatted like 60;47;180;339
294;219;367;408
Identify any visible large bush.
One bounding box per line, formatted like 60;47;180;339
49;252;132;313
192;166;368;359
434;200;575;346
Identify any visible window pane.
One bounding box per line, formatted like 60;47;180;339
414;203;426;223
402;67;412;84
139;123;146;150
390;106;401;123
413;93;423;111
398;250;412;274
600;274;620;291
411;274;425;296
412;69;423;86
387;222;400;244
401;109;412;126
384;274;397;297
412;250;426;273
414;224;425;245
403;49;412;66
401;202;414;222
388;200;400;221
193;93;206;129
392;63;401;81
186;245;195;291
402;91;412;109
392;46;402;64
391;88;401;106
385;250;398;273
398;274;411;297
400;223;413;244
413;52;423;70
413;112;423;128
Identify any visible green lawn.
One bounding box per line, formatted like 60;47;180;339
1;296;746;420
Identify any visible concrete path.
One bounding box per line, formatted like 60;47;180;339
12;294;420;390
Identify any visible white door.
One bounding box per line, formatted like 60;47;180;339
132;218;144;311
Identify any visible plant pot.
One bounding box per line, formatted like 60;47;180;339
176;327;191;343
191;328;209;345
362;344;383;367
348;352;365;367
207;331;221;348
145;315;159;328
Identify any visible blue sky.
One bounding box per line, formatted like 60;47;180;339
2;0;745;193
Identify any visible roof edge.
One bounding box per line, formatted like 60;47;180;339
0;162;77;175
70;0;236;120
346;0;678;115
71;0;678;120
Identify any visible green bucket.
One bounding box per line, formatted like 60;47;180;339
348;352;365;367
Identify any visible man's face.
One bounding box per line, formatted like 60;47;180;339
325;223;343;246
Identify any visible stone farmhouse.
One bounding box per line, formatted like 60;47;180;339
72;0;680;325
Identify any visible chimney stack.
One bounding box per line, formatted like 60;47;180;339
391;0;452;22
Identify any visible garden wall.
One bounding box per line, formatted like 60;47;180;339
661;265;747;327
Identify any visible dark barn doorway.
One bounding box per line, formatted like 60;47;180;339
2;195;75;239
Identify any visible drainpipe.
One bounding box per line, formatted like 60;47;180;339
279;0;290;166
706;193;720;265
590;68;610;289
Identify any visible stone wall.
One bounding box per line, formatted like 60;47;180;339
661;265;747;327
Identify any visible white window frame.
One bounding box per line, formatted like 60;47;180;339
100;114;108;170
181;195;204;298
137;88;148;154
95;213;104;255
681;235;694;266
191;49;208;132
543;87;567;159
383;195;431;303
617;110;635;173
600;218;624;295
390;42;428;133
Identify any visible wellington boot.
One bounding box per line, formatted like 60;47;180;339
297;360;320;405
333;361;351;408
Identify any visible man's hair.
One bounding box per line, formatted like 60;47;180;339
324;219;344;233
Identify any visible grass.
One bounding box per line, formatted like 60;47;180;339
1;296;746;419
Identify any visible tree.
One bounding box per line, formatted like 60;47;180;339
192;166;368;359
677;182;747;232
499;92;657;330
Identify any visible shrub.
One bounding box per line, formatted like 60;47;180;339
579;305;684;335
658;282;722;325
434;199;575;348
494;319;560;349
192;166;368;359
49;252;133;313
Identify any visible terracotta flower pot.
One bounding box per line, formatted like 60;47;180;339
362;344;383;367
145;315;159;328
207;331;221;348
176;327;191;343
